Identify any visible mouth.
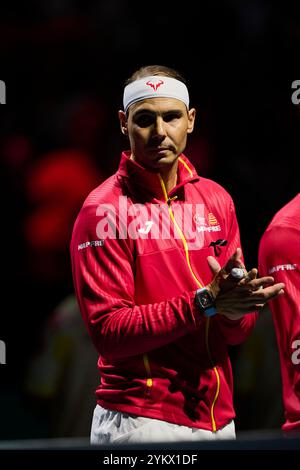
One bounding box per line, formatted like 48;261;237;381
148;146;172;154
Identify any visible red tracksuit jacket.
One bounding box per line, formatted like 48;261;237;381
70;151;257;431
258;193;300;432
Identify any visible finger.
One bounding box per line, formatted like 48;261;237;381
227;266;258;284
224;248;245;273
207;255;221;276
265;284;285;298
248;283;285;301
248;276;276;290
228;267;258;284
232;247;243;262
227;267;247;283
244;268;258;282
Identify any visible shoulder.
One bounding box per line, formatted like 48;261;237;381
259;219;300;268
71;174;122;239
261;193;300;241
197;175;231;193
260;221;300;251
83;174;122;206
76;173;124;217
193;175;235;208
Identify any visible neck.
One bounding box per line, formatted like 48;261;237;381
159;160;178;194
130;153;178;193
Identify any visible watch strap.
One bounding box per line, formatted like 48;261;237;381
203;305;217;317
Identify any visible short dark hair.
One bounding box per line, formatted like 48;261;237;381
124;65;187;87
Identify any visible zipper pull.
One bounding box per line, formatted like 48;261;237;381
167;195;178;206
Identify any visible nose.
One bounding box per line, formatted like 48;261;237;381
153;117;166;138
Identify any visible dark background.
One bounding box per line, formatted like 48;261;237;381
0;0;299;440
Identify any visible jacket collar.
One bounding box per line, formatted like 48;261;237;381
117;150;200;203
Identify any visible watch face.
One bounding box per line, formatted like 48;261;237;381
198;290;214;309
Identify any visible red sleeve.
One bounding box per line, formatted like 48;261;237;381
216;313;258;345
258;224;300;346
70;204;203;361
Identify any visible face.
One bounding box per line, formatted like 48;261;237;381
118;98;196;171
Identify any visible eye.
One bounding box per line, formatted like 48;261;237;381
163;112;181;122
134;114;155;128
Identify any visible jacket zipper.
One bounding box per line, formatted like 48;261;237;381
155;172;220;432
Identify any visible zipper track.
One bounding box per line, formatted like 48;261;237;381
156;171;220;431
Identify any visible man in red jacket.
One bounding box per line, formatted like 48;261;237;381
70;65;284;444
258;193;300;434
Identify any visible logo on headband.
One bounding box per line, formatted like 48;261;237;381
146;79;164;91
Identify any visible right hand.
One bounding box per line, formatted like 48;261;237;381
206;248;285;320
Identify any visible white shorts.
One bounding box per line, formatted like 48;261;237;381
90;405;236;444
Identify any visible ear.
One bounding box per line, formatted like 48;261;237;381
118;110;128;135
187;108;196;134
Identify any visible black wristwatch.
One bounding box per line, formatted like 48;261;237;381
195;287;217;317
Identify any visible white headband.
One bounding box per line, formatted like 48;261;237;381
123;75;189;113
